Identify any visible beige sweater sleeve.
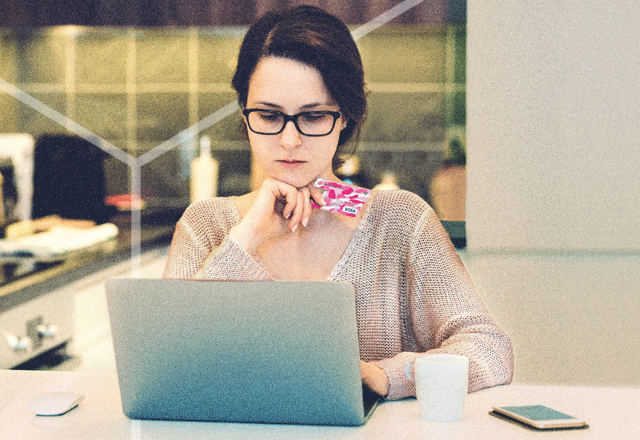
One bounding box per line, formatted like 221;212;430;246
372;201;513;399
162;198;271;281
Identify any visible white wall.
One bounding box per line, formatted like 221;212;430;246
464;1;640;386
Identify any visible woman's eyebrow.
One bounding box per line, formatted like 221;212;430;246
300;101;338;110
250;101;336;111
252;101;281;109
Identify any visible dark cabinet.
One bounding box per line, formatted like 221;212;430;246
1;0;464;27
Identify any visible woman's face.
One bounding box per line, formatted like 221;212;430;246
244;56;346;189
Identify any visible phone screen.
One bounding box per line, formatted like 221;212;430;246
502;405;574;420
491;405;588;430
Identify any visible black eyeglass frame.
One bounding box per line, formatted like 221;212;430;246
242;108;342;137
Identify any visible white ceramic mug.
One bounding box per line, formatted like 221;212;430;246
404;354;469;422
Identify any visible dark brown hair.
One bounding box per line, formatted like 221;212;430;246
231;5;367;172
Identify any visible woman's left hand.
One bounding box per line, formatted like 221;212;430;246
360;361;389;397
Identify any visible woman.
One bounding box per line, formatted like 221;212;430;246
163;5;514;400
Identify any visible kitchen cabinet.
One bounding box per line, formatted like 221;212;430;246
1;1;464;27
0;219;173;369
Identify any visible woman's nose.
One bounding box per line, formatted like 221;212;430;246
278;120;303;150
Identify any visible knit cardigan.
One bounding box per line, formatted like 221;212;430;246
163;189;514;400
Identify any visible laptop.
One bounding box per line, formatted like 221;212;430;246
105;278;380;426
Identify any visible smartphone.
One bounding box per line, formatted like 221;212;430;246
490;405;588;430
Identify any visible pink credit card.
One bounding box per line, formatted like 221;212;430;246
310;178;371;217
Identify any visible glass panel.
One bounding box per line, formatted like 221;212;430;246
136;92;189;142
75;93;127;140
76;29;128;84
135;29;190;84
363;92;445;142
198;92;244;142
16;31;68;84
18;92;68;137
198;29;244;84
358;26;446;83
0;13;465;224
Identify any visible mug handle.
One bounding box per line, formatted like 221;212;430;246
404;360;416;381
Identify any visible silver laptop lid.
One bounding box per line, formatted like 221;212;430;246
106;278;377;426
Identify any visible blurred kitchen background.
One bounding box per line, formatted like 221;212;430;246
0;0;467;223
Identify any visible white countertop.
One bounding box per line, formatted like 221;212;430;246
1;369;638;440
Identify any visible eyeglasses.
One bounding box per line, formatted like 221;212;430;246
242;108;342;137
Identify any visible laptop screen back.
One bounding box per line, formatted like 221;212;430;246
106;278;376;426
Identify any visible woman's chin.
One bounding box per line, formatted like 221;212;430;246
268;167;336;189
272;172;316;189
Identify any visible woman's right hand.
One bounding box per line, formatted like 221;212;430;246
228;178;325;254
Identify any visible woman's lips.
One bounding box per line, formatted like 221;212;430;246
277;159;306;166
